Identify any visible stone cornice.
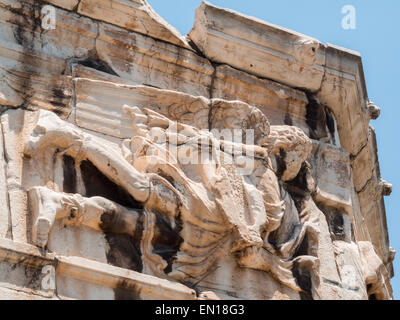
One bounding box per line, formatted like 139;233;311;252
41;0;191;49
0;238;197;300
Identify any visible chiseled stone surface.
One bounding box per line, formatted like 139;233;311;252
96;22;214;97
77;0;191;49
0;0;394;300
43;0;79;11
189;1;326;91
40;0;190;48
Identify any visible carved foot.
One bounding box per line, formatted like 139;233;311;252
28;187;79;248
28;187;59;248
35;216;52;248
293;255;320;271
236;246;302;292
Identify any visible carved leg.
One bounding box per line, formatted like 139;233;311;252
237;219;320;294
25;110;150;203
28;187;143;248
236;246;302;292
277;222;320;259
236;246;320;294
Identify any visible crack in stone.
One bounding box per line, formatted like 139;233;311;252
208;62;218;100
356;176;374;194
350;141;368;161
0;117;13;240
73;0;82;12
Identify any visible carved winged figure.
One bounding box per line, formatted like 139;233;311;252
25;103;320;293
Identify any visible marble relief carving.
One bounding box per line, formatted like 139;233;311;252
0;0;394;300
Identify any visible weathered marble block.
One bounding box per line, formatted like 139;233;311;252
0;0;394;301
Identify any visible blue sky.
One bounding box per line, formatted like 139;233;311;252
148;0;400;299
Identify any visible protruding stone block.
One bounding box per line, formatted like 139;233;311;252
96;23;214;97
77;0;191;49
43;0;79;10
189;1;326;91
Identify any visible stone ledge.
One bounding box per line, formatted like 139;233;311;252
189;1;326;91
0;238;55;267
41;0;191;49
0;238;197;300
40;0;78;11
